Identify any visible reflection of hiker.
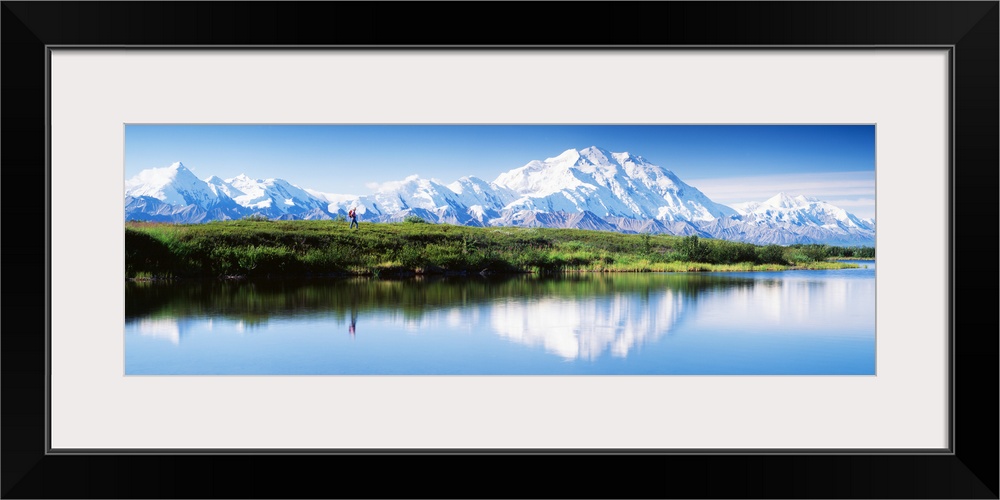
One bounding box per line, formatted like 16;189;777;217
348;307;358;337
348;207;359;229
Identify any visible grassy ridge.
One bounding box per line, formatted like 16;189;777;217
125;219;867;279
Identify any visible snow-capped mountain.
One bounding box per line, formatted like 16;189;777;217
727;193;876;245
125;162;335;222
733;192;873;230
447;176;517;224
124;162;246;223
125;162;225;208
310;175;509;226
222;174;330;218
493;146;736;222
124;149;875;246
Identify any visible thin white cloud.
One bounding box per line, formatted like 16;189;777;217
366;174;421;193
304;189;359;204
823;198;877;209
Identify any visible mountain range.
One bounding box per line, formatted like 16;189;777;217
124;146;875;246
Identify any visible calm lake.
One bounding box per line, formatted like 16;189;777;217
125;260;875;375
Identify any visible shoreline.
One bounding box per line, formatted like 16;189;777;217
127;261;864;282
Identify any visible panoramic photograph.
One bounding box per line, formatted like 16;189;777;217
124;124;876;375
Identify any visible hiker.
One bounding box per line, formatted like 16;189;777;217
349;207;359;229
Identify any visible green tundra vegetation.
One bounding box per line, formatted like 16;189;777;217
124;219;872;279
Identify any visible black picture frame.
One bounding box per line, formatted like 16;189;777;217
3;2;997;498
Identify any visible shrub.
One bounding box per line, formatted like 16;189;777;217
678;235;709;262
125;228;180;278
755;244;787;265
640;232;652;255
403;215;428;224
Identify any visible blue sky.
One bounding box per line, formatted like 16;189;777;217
125;124;876;218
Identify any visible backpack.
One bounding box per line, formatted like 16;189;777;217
348;209;355;218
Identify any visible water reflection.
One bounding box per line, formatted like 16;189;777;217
126;268;875;374
349;305;357;338
135;318;182;345
126;274;753;320
126;274;751;347
490;291;686;360
126;274;744;361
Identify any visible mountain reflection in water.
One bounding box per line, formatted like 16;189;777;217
127;274;748;357
125;268;875;374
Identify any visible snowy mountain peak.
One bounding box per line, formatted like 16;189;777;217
128;161;189;183
765;192;807;209
610;151;639;164
552;148;581;162
734;191;875;240
578;145;612;163
229;173;256;183
448;175;490;194
125;162;220;208
490;146;737;222
575;146;622;175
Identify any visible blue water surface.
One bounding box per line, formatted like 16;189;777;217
125;261;875;375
